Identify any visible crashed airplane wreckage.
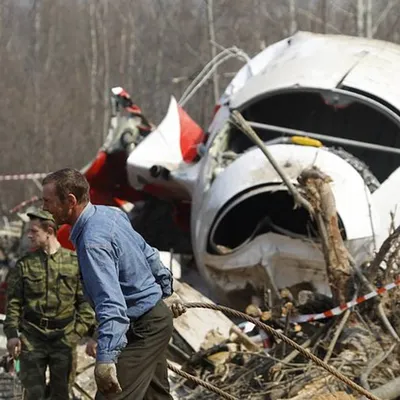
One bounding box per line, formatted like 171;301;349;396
56;31;400;308
2;30;400;400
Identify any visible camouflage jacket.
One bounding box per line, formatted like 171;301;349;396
3;247;95;340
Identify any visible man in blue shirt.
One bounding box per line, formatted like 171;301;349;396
42;168;184;399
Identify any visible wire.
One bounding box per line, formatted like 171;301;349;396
178;302;382;400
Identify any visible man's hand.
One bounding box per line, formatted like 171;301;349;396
85;338;98;358
94;362;122;396
7;338;21;359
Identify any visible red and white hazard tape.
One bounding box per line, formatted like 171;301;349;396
292;277;400;323
9;196;40;214
0;173;48;182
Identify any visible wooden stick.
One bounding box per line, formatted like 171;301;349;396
230;110;314;215
230;325;261;353
298;168;352;304
324;310;351;363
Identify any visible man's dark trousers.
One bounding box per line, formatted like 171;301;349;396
95;300;174;400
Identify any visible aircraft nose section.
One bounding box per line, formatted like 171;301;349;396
193;143;379;259
207;184;312;255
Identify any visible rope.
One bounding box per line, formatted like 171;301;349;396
167;362;238;400
180;302;382;400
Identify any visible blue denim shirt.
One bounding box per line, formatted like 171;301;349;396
70;203;173;363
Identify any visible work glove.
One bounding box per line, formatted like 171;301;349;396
170;301;186;318
94;362;122;396
164;293;187;318
6;338;21;359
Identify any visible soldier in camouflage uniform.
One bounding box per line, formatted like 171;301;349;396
3;209;95;400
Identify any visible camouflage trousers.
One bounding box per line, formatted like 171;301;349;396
19;331;77;400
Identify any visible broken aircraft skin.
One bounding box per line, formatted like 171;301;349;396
58;31;400;307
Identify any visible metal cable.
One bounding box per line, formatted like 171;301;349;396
181;302;381;400
167;361;238;400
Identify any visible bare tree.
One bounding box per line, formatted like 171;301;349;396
127;4;136;93
0;0;3;40
357;0;365;37
89;0;98;141
98;1;110;141
322;0;328;33
206;0;219;103
371;0;398;38
0;0;400;208
365;0;372;38
289;0;297;35
33;0;41;138
118;5;128;78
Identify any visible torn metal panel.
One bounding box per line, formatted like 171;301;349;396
126;96;203;199
228;31;400;111
205;232;330;295
203;233;373;298
191;139;379;296
342;47;400;113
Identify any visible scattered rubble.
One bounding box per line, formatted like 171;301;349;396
168;284;400;400
0;171;400;400
72;343;96;399
166;161;400;399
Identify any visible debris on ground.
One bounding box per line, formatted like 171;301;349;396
168;279;233;354
166;165;400;400
0;174;400;400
